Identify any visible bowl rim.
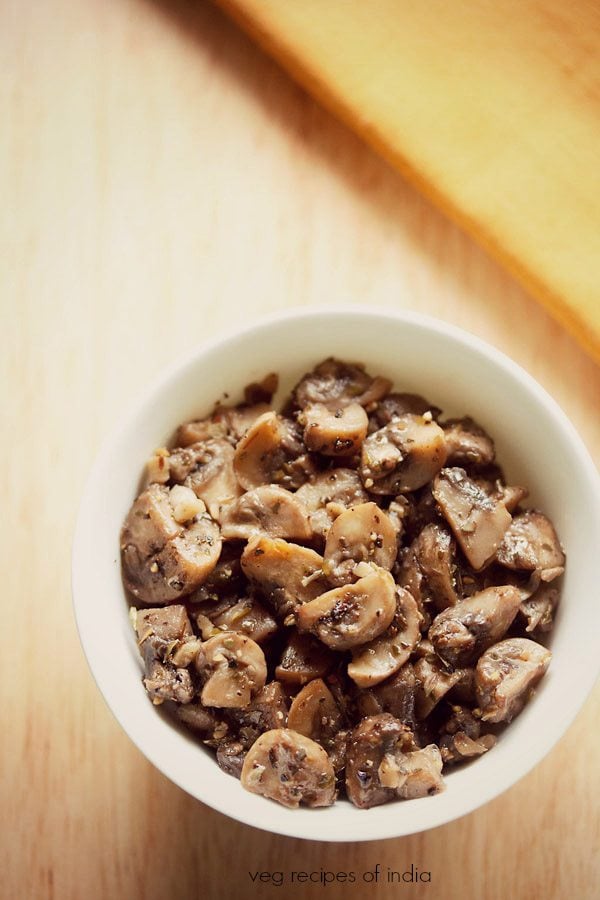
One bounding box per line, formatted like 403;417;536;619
72;305;600;841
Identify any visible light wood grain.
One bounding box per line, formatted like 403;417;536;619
1;2;599;899
214;0;600;366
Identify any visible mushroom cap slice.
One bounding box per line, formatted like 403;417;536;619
302;402;368;456
220;485;312;542
241;729;336;808
378;744;445;799
496;511;565;573
233;411;314;491
297;566;397;650
428;585;522;668
356;664;417;724
360;415;448;494
295;468;368;538
345;713;414;808
432;467;512;570
292;357;391;410
519;582;559;634
413;656;469;719
275;632;336;686
196;633;267;709
194;595;279;645
121;484;222;605
475;638;552;723
168;439;242;517
348;587;421;687
324;501;397;585
442;417;495;468
372;392;442;427
409;523;460;611
287;678;343;748
240;536;328;622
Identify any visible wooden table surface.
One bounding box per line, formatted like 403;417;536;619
2;1;599;898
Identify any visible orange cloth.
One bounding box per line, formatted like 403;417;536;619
215;0;600;364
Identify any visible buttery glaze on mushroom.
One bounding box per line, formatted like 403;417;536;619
195;633;267;709
360;414;448;494
123;357;564;812
432;467;512;570
323;501;397;585
121;483;222;604
475;638;552;723
241;729;336;808
297;567;397;650
428;585;522;668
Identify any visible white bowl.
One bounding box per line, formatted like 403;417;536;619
72;308;600;842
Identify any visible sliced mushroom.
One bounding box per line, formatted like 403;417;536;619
297;567;397;650
355;664;417;725
473;476;528;514
168;439;242;516
227;681;289;747
287;679;343;751
275;632;337;686
186;545;244;604
194;595;278;645
496;511;565;575
174;418;228;448
432;467;512;570
378;744;445;799
360;415;448;494
121;484;222;604
196;633;267;708
348;588;421;687
345;713;416;808
135;605;196;704
295;468;368;538
413;656;469;719
241;729;336;808
401;524;459;610
439;730;496;766
216;741;247;778
475;638;552;723
442;417;495;468
220;485;312;542
233;411;315;491
293;358;391;410
324;502;397;585
176;704;230;747
428;585;522;668
302;401;368;456
519;582;559;634
372;392;441;428
240;536;329;621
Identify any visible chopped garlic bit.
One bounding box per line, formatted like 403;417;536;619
169;485;206;524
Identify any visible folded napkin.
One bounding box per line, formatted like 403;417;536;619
215;0;600;364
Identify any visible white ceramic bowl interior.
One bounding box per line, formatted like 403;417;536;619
73;308;600;842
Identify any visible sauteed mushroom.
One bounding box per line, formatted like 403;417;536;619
220;485;312;541
429;585;522;668
196;633;267;709
432;467;512;570
360;415;447;494
241;536;328;621
297;567;397;650
475;638;552;723
302;402;368;456
348;587;421;687
295;468;368;538
121;484;222;604
324;502;397;585
234;411;314;490
241;729;336;808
